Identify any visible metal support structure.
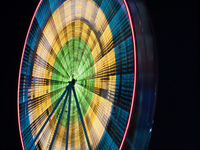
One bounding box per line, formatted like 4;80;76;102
72;86;92;150
27;86;69;150
65;85;71;149
28;80;91;150
49;87;70;150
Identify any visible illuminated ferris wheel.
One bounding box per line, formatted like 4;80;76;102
18;0;157;150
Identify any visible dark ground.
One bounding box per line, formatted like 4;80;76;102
0;0;198;149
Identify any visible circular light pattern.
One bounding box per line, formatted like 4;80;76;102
51;37;95;125
18;0;157;150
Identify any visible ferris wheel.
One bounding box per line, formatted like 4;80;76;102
18;0;157;149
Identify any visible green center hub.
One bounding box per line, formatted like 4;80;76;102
50;37;95;127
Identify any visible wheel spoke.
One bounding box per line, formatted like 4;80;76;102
72;86;91;150
27;86;69;150
49;87;70;150
66;85;72;149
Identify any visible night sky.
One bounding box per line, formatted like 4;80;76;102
0;0;198;149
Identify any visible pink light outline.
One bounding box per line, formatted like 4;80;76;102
17;0;136;149
17;1;43;150
119;0;137;150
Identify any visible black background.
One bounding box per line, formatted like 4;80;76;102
0;0;198;149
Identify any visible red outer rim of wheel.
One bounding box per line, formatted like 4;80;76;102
17;1;43;150
119;1;137;150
